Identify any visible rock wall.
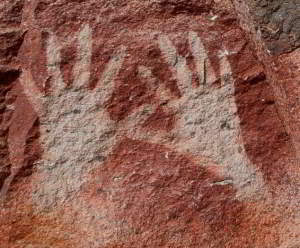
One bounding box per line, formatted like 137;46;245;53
0;0;299;247
233;0;300;159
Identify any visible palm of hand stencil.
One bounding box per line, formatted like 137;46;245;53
20;25;153;209
139;32;264;197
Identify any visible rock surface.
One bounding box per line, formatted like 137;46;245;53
0;0;299;247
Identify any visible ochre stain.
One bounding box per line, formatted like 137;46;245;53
229;38;296;190
29;30;49;92
157;0;214;16
143;106;176;131
106;42;181;122
89;45;124;91
105;33;224;122
0;201;78;248
84;138;281;247
7;80;40;181
12;118;41;181
107;62;154;121
0;68;41;205
142;43;181;98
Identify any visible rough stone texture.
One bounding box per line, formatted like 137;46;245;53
246;0;300;55
0;0;299;247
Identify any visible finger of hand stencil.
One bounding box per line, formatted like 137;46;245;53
219;54;232;86
189;31;206;87
46;32;65;95
188;31;217;91
20;70;43;114
92;46;126;105
158;34;193;96
73;24;92;90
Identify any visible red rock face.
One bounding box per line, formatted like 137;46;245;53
83;138;282;247
233;0;300;164
0;0;299;247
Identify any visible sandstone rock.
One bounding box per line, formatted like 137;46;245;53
0;0;299;247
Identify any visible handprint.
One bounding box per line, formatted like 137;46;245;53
138;31;264;198
6;25;263;211
19;24;154;210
